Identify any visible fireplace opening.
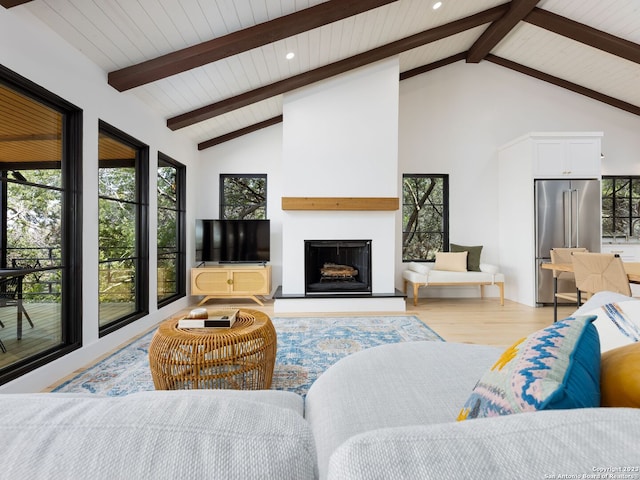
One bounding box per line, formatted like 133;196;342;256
304;240;372;295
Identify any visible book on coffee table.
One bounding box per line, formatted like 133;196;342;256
178;309;238;329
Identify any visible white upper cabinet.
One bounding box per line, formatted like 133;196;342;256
532;134;602;178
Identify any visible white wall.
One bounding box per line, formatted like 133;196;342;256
397;60;640;298
194;125;285;285
281;58;399;296
0;8;197;392
201;59;640;302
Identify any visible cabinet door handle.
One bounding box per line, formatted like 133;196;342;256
227;279;233;285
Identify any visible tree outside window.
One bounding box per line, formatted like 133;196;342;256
602;176;640;238
157;153;185;306
220;174;267;219
402;174;449;261
98;122;149;335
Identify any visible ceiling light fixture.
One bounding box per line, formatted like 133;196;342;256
433;2;442;9
286;52;295;60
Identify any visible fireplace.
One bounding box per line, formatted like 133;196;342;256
304;240;372;295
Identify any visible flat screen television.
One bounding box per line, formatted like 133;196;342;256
196;219;270;263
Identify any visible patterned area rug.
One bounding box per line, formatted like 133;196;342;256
52;315;443;397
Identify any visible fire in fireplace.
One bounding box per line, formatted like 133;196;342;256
304;240;372;295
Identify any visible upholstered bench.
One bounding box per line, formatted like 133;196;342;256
402;261;505;306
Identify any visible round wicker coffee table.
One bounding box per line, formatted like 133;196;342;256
148;309;277;390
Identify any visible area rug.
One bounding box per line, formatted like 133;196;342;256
52;315;443;397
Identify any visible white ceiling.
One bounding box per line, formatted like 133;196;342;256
14;0;640;148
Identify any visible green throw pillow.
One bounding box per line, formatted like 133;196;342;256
451;244;482;271
457;315;600;421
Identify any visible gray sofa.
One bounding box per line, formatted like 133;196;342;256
1;294;639;479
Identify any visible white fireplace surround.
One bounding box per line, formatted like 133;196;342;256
275;58;403;312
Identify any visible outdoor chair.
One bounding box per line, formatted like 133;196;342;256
571;252;632;303
550;247;587;322
0;275;34;353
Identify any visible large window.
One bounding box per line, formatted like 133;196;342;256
157;153;185;306
402;174;449;262
220;174;267;219
98;122;148;335
602;176;640;239
0;66;82;384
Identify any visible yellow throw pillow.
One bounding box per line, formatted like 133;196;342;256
434;251;468;272
600;342;640;408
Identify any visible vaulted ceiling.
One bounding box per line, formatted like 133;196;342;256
3;0;640;150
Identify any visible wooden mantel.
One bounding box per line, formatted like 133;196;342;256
281;197;399;211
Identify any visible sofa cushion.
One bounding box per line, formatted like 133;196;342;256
0;391;317;480
450;243;482;271
305;341;501;479
458;315;600;420
327;408;640;480
434;251;467;272
600;342;640;407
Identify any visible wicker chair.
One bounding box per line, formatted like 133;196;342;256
571;252;631;303
550;247;587;322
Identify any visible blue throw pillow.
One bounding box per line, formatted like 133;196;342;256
457;315;600;420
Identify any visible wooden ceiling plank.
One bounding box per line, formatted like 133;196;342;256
108;0;400;92
525;8;640;65
168;4;509;130
486;54;640;116
467;0;542;63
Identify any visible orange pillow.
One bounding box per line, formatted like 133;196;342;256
600;342;640;408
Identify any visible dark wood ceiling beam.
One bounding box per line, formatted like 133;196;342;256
0;0;33;7
525;8;640;65
168;4;508;130
486;54;640;116
467;0;542;63
400;53;467;81
108;0;400;92
198;115;283;150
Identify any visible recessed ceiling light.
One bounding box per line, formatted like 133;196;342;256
433;2;442;9
286;52;295;60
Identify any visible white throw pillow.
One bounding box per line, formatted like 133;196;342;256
434;252;468;272
582;300;640;352
408;262;433;275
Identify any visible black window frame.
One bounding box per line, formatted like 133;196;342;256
0;65;83;385
157;152;186;307
219;174;267;220
602;175;640;239
402;173;449;262
97;120;149;337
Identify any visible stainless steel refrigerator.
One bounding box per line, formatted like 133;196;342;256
535;179;601;304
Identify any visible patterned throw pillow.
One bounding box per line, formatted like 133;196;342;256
457;315;600;421
582;300;640;352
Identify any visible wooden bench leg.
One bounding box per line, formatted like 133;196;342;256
480;284;485;299
413;283;420;306
497;282;504;306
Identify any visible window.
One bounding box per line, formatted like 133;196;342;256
0;65;82;384
602;176;640;239
402;174;449;262
98;122;148;335
157;153;185;306
220;174;267;219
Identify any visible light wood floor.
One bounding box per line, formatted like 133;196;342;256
254;297;575;348
44;296;575;391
